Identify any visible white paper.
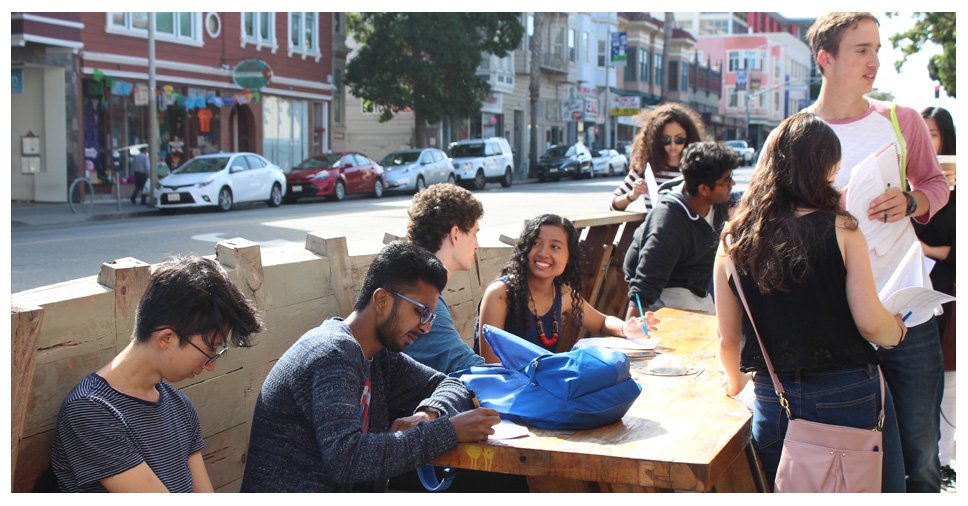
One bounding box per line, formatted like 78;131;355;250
730;381;755;412
643;162;660;209
844;143;909;256
489;419;530;440
877;241;955;326
578;336;659;350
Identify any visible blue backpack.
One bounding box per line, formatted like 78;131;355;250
452;325;642;430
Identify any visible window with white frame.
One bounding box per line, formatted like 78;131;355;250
654;53;663;86
242;12;277;51
639;48;648;83
681;61;689;91
598;39;606;67
107;12;201;45
727;51;741;72
568;29;576;62
583;32;590;64
727;86;738;108
289;12;320;59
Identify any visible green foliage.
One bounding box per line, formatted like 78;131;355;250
344;13;524;124
867;90;896;102
887;12;956;98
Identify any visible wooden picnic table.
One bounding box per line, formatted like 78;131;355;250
431;307;766;492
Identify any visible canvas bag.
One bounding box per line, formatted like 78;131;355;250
725;241;885;493
452;325;642;430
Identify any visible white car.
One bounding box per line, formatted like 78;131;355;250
380;148;456;194
591;148;629;177
155;152;286;212
448;137;514;190
724;140;755;165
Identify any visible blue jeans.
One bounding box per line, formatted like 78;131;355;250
876;319;943;492
752;364;905;492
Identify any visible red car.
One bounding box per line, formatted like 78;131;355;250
284;152;385;202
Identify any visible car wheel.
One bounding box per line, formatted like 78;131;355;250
330;180;346;201
500;167;512;188
473;169;486;190
447;174;456;185
372;178;384;198
267;183;282;207
415;175;427;194
217;187;233;212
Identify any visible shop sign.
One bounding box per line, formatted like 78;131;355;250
611;96;640;116
610;32;627;66
583;97;599;119
560;98;583;122
133;84;149;106
481;92;503;114
578;84;598;97
233;59;273;90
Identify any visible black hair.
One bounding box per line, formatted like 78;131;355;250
135;256;263;349
680;141;740;195
354;241;449;311
921;106;956;156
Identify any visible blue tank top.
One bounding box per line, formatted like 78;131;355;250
500;275;563;352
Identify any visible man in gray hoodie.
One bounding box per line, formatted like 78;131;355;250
240;241;499;492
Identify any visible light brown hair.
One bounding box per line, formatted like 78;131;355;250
806;12;880;75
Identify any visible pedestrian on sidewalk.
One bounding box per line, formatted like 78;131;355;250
130;146;150;205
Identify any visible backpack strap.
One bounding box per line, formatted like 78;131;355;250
889;102;908;186
416;465;456;491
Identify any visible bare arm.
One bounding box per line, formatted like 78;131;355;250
713;243;749;396
100;462;169;493
477;281;509;364
188;451;213;492
839;217;906;347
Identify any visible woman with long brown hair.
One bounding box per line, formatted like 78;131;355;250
713;112;906;491
609;103;704;212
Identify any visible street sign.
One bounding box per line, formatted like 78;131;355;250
610;32;627;66
232;59;273;90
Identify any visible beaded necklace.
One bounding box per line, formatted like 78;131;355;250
528;287;559;348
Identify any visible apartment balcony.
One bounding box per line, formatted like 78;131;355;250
540;52;568;74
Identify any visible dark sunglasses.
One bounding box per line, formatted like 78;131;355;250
153;326;228;366
391;290;437;326
662;135;687;146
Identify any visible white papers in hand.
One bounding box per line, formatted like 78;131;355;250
643;163;660;209
844;143;908;256
489;419;530;440
579;336;659;350
877;241;955;326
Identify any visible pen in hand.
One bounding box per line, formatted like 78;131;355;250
468;388;481;409
902;311;912;322
884;183;890;223
634;293;650;338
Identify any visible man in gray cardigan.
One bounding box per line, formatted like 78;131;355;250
240;241;499;492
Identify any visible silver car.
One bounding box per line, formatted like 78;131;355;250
380;148;455;193
724;140;755;166
591;148;629;177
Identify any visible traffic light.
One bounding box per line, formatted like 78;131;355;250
935;85;941;99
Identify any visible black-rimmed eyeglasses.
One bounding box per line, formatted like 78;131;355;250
153;326;228;366
662;135;687;146
391;291;437;326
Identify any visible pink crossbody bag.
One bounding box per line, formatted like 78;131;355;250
725;237;885;493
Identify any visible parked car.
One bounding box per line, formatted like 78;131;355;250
448;137;514;190
155;152;285;212
536;143;593;181
284;152;385;202
724;140;755;165
380;148;455;194
591;148;629;177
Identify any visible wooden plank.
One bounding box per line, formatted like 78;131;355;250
216;238;266;311
306;231;355;316
10;305;44;484
97;257;151;351
567;210;647;229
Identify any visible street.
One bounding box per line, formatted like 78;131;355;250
11;167;754;293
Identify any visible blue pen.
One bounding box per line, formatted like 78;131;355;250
902;311;912;322
634;293;649;337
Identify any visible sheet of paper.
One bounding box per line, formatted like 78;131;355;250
579;336;659;350
729;381;755;412
881;287;955;327
878;240;930;300
489;419;530;440
844;143;908;255
643;162;660;209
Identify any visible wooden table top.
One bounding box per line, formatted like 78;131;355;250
432;308;754;491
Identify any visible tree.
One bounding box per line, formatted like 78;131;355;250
887;12;955;98
345;13;524;147
660;13;674;101
529;13;543;178
867;90;896;102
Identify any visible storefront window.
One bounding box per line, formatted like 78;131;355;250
263;95;309;170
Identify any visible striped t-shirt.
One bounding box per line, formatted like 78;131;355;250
610;166;681;212
50;373;204;492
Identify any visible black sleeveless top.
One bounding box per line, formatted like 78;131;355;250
729;212;878;374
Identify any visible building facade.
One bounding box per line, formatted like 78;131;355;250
12;12;335;203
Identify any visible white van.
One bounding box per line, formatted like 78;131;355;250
448;137;514;190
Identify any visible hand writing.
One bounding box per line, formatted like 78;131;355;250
867;186;906;223
451;408;500;443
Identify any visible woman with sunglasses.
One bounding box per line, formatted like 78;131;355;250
610;103;705;212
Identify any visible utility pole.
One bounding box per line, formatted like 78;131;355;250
147;13;159;208
604;25;611;149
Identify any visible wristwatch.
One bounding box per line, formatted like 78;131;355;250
903;192;917;217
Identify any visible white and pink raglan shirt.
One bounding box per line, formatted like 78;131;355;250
822;98;949;292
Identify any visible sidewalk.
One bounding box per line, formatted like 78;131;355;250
11;196;157;229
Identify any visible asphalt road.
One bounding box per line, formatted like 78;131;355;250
11;167;754;293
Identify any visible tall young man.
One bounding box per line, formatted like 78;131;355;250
624;141;737;316
240;241;499;492
50;256;264;492
403;183;486;373
805;12;949;492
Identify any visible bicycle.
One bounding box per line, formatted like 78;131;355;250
67;177;95;214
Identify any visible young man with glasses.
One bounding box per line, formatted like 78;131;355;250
401;183;487;374
624;141;738;316
241;241;500;492
803;12;949;492
49;256;263;492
